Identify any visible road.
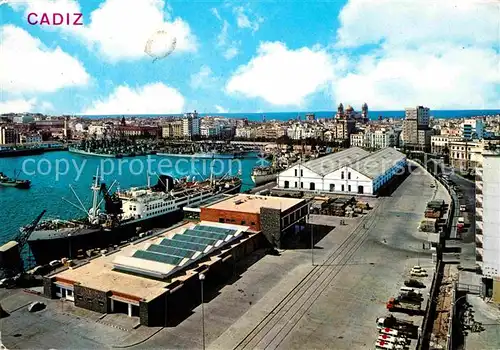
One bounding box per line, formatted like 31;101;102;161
209;163;445;350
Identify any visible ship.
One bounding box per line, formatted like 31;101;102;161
0;171;31;189
251;166;279;186
26;168;242;264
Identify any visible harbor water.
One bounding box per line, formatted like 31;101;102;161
0;151;265;245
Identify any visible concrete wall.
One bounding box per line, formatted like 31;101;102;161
200;208;261;231
74;283;109;314
140;292;167;327
43;276;56;299
260;207;282;248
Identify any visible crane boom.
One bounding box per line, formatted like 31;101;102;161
17;210;46;250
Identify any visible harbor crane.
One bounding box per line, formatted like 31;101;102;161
16;210;46;271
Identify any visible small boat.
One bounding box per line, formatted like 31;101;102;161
0;171;31;189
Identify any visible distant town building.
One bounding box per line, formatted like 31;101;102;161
350;128;395;149
13;115;34;124
183;111;200;138
401;106;431;150
461;118;484;140
448;139;485;170
20;133;42;144
162;120;184;138
0;126;19;145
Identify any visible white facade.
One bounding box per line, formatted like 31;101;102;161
13;115;34;124
277;147;407;195
479;152;500;279
461;119;484;139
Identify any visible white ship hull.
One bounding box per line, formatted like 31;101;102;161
251;173;277;186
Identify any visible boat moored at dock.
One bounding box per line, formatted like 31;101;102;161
26;168;242;264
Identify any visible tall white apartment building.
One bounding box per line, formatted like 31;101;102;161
476;149;500;301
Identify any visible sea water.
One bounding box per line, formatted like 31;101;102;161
0;151;264;244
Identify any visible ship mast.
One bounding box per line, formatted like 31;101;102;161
90;167;101;223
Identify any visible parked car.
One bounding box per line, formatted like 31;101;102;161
460;205;467;212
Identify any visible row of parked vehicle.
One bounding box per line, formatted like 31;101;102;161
374;266;428;349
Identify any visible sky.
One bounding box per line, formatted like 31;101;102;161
0;0;499;115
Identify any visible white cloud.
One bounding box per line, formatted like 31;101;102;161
332;0;500;109
211;7;222;21
10;0;197;62
214;105;228;113
233;6;263;33
0;98;37;113
226;42;337;106
40;101;55;111
223;46;239;60
84;83;185;115
337;0;499;49
0;25;90;94
0;98;54;113
190;65;218;89
334;47;500;109
217;20;229;47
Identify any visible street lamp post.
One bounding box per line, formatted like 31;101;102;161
199;273;206;350
68;233;72;259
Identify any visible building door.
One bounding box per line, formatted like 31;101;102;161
329;184;335;192
310;182;315;190
284;181;289;188
358;186;364;194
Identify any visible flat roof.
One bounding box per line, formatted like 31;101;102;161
204;194;305;214
52;221;250;301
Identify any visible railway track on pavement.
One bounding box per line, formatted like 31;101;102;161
233;199;388;350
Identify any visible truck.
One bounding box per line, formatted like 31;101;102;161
375;339;405;350
404;279;425;288
376;315;414;331
386;297;422;314
377;334;407;345
378;327;400;336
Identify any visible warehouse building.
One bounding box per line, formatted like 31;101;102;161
276;147;407;195
197;194;309;248
43;221;263;326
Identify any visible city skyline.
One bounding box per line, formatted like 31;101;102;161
1;0;499;115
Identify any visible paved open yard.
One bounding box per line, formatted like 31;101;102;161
0;163;448;350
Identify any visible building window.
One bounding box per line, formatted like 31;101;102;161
294;169;297;176
348;185;351;192
310;182;315;190
284;180;289;188
341;172;344;179
301;182;304;188
330;184;335;192
251;222;256;225
295;182;298;188
348;172;351;180
241;221;246;225
300;170;303;176
341;185;345;191
219;218;224;223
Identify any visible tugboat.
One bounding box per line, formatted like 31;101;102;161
0;171;31;189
